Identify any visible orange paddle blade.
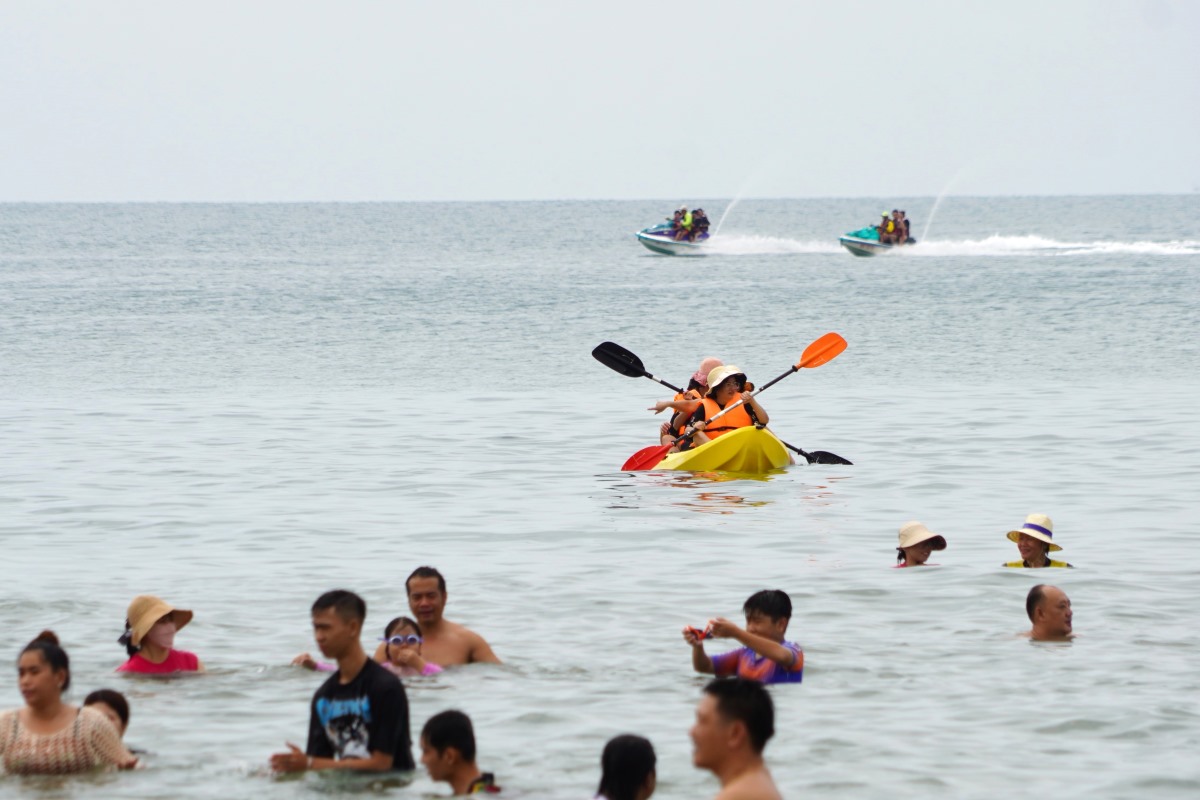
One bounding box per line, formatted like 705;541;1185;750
796;332;847;369
622;444;671;471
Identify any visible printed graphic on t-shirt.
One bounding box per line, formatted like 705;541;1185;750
316;696;374;760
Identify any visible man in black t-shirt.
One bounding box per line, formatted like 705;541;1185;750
271;590;414;773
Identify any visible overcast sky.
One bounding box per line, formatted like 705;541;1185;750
2;1;1197;201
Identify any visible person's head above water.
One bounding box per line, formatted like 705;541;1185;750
310;589;366;660
119;595;193;657
597;734;656;800
381;616;424;662
1026;584;1074;640
690;677;775;772
1007;513;1062;565
896;520;947;566
406;566;448;626
84;688;131;737
421;709;495;794
18;631;71;711
741;589;791;642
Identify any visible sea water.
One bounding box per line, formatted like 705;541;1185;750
1;197;1198;798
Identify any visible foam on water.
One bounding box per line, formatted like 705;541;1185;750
903;234;1200;257
704;234;841;254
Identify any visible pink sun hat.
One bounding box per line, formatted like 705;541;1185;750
692;357;723;386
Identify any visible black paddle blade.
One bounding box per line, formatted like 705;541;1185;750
592;341;647;379
806;451;853;465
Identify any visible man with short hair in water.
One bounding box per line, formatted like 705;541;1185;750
1024;584;1074;641
690;678;781;800
690;208;710;241
373;567;501;667
271;590;414;774
420;710;501;795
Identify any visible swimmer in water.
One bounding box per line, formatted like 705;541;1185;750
597;734;656;800
83;689;130;739
294;616;443;676
1004;513;1073;568
420;710;500;794
895;520;947;567
683;590;803;685
690;678;781;800
1023;584;1074;641
377;617;443;677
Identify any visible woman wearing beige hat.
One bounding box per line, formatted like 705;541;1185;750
116;595;204;674
1003;513;1073;568
686;365;771;448
895;520;947;567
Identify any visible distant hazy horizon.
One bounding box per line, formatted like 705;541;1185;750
3;1;1197;202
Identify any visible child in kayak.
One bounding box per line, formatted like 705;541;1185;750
682;590;803;685
649;357;722;451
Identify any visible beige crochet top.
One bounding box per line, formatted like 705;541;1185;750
0;706;134;775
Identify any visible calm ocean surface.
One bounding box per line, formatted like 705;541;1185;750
2;197;1198;798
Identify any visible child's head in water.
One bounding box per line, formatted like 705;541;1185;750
382;616;424;664
84;689;130;737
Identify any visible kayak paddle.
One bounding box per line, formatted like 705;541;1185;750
617;332;849;471
592;341;685;394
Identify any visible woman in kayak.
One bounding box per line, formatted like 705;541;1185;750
685;365;769;448
895;521;947;567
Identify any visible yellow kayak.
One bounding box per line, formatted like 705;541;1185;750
654;426;793;472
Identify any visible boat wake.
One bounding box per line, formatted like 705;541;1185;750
899;235;1200;257
693;233;1199;257
704;235;842;255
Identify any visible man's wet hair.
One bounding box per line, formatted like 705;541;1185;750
1026;584;1047;622
406;566;447;595
703;678;775;754
312;589;366;623
743;589;792;622
421;709;476;762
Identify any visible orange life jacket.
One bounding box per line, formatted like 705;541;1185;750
698;396;755;440
668;391;704;437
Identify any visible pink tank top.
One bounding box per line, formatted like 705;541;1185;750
117;649;200;674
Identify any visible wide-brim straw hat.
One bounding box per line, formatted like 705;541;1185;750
126;595;193;647
707;365;746;390
897;520;947;550
1006;513;1062;552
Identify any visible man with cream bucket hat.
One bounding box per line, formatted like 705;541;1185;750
1003;513;1073;568
895;521;947;567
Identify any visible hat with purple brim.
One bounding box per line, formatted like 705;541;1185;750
897;520;946;550
1006;513;1062;552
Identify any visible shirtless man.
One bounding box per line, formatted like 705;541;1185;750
1023;584;1075;641
690;678;780;800
371;567;501;666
